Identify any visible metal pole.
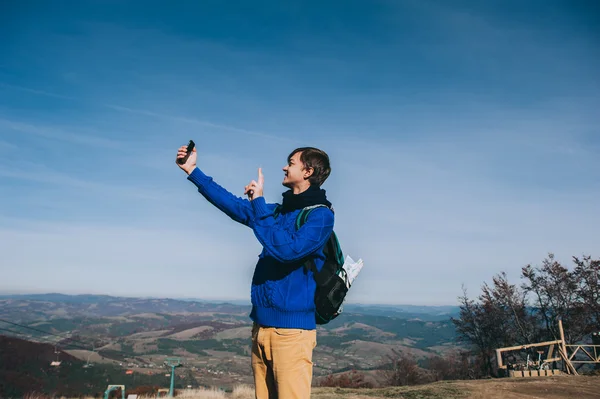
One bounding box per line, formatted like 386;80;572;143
164;358;181;397
169;365;175;397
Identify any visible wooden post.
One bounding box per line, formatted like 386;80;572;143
547;344;554;361
559;319;568;373
557;320;578;376
558;346;578;375
496;349;503;369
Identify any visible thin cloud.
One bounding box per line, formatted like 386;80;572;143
104;104;297;143
0;140;17;150
0;165;168;201
0;82;78;101
0;118;124;149
0;82;296;144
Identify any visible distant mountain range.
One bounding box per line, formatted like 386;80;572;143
0;293;459;320
0;292;461;393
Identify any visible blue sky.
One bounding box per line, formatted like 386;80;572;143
0;0;598;305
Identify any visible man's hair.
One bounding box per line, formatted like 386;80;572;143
288;147;331;187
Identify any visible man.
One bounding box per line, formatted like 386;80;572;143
176;143;334;398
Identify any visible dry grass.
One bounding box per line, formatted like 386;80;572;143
18;388;250;399
311;376;600;399
172;388;227;399
231;384;254;399
312;383;467;399
22;394;52;399
22;395;96;399
20;375;600;399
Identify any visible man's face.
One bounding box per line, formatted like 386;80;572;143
282;151;307;188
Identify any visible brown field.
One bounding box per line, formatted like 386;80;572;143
214;326;252;340
129;329;171;339
312;376;600;399
82;377;598;399
167;326;214;340
63;349;116;364
20;377;599;399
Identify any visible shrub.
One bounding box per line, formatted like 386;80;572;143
317;370;374;388
381;352;433;386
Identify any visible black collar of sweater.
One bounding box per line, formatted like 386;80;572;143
280;184;332;214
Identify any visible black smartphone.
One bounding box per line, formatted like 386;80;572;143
178;140;195;164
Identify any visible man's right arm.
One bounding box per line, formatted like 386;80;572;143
176;144;254;226
187;167;255;226
188;168;254;226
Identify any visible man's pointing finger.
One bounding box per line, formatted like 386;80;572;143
258;168;264;185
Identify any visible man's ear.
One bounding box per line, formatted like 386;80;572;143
303;167;314;180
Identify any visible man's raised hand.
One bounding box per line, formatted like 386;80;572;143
176;145;197;175
244;168;264;200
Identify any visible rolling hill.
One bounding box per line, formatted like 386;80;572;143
0;293;461;392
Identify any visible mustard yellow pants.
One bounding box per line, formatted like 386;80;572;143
251;323;317;399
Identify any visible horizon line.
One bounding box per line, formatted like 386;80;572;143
0;291;459;308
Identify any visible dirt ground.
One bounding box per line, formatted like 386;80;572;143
311;376;600;399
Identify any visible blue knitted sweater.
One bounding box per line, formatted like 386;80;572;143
187;167;334;330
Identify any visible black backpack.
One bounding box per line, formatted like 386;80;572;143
274;204;348;324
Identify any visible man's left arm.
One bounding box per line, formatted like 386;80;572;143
250;197;334;263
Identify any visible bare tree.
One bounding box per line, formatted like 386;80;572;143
426;350;477;381
521;254;589;343
453;253;599;377
452;287;495;376
452;274;535;377
383;350;430;386
572;255;600;333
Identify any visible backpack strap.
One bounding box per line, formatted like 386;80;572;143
296;204;331;230
296;205;343;265
273;204;282;219
295;205;343;279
